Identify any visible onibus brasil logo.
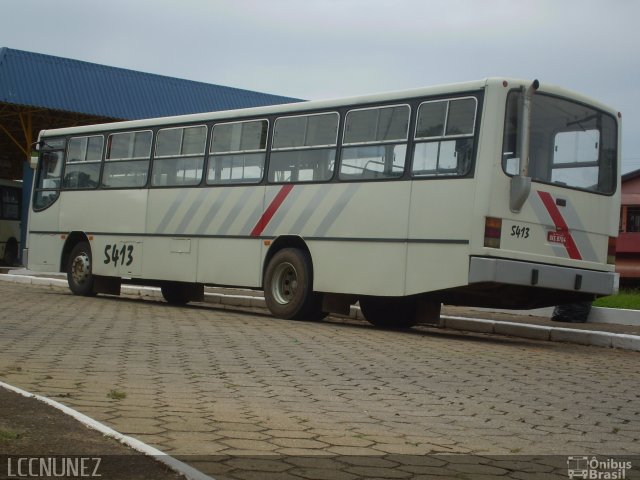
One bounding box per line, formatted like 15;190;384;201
567;456;633;479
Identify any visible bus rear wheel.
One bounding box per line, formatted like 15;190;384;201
161;282;192;306
359;296;418;329
264;248;324;321
67;241;97;296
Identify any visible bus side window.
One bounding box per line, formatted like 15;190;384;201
102;131;152;188
339;105;409;181
412;97;476;178
63;135;103;189
207;120;268;185
152;125;206;187
269;112;338;183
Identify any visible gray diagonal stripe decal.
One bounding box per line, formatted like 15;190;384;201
155;188;189;234
288;187;328;234
175;188;210;234
195;188;232;235
313;184;361;237
217;188;254;235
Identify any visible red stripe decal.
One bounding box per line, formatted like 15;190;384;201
537;191;582;260
251;184;294;237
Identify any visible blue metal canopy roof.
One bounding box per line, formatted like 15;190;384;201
0;47;301;120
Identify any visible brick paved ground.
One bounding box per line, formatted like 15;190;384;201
1;282;638;479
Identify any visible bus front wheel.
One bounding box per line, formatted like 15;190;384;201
359;296;418;329
264;248;324;321
67;241;96;296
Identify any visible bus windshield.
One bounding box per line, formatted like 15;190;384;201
502;91;617;195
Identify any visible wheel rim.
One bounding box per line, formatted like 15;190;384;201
71;251;91;286
271;262;298;305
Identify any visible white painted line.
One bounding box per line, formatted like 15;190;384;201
0;381;214;480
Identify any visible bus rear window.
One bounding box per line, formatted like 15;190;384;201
502;92;617;194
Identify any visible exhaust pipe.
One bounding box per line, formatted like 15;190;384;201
510;79;539;213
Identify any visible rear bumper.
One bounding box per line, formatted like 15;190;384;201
469;257;617;296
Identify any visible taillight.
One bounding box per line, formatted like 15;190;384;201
484;217;502;248
607;236;617;265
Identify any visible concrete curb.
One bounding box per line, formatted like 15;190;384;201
588;306;640;326
1;274;639;352
0;380;214;480
473;305;640;327
440;315;640;352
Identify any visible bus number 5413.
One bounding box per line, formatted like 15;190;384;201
104;244;134;266
511;225;530;239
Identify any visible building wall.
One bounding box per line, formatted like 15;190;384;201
617;172;640;280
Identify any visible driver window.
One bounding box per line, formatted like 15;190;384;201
34;138;65;210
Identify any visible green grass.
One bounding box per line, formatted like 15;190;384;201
0;428;19;442
106;389;127;400
593;289;640;310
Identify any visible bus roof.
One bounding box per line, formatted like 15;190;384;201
38;78;618;139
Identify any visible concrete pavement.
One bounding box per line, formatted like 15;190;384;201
2;270;639;352
0;281;639;478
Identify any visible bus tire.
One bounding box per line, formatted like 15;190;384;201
264;248;324;320
161;282;191;306
3;238;18;266
67;241;97;296
359;296;418;329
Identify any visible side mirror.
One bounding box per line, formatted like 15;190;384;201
510;174;531;213
29;141;41;169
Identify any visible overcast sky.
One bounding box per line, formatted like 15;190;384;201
3;0;639;173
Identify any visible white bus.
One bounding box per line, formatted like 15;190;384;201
26;78;620;328
0;179;21;266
